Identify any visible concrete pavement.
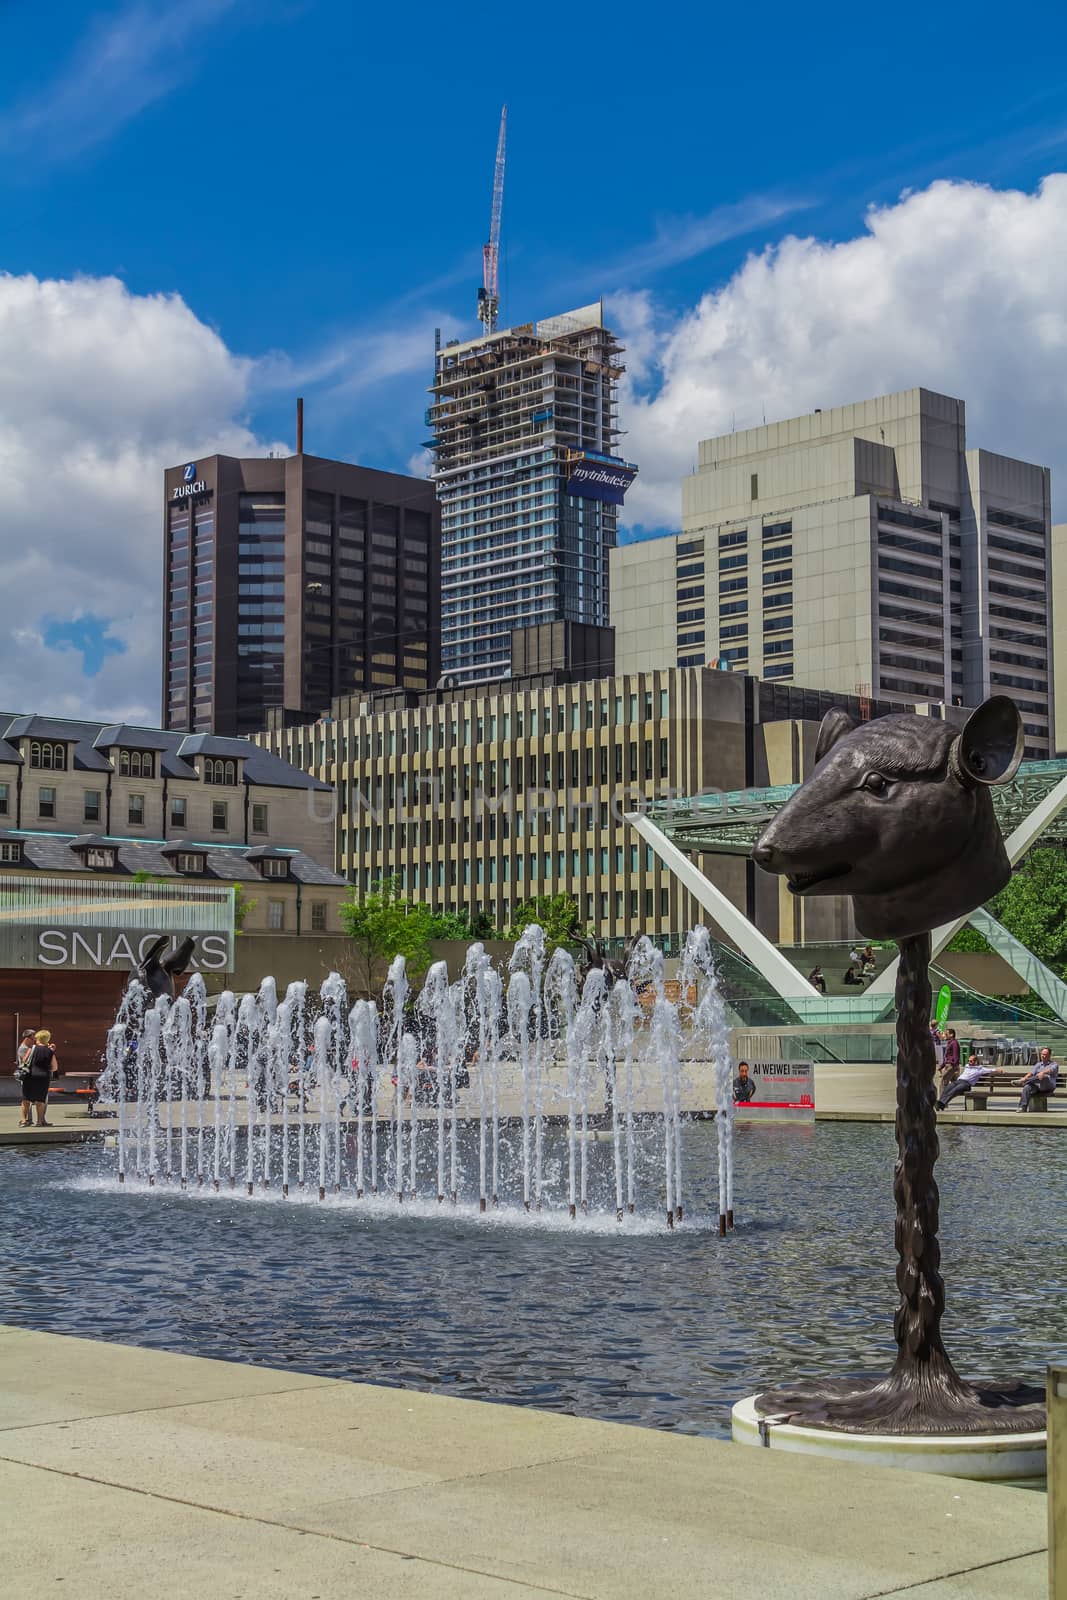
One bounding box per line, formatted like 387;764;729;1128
0;1325;1050;1599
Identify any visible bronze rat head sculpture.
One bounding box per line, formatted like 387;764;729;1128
752;696;1023;940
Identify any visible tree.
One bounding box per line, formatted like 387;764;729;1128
339;876;434;997
986;847;1067;978
507;893;585;958
427;906;499;941
232;883;256;935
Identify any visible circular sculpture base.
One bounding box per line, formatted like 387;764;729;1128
731;1395;1046;1483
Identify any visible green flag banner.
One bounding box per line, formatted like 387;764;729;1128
935;985;952;1027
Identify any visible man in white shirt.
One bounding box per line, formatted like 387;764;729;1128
936;1054;994;1111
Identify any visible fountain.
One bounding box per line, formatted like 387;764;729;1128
96;926;739;1230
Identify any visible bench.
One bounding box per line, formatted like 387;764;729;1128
48;1072;102;1116
943;1069;1056;1113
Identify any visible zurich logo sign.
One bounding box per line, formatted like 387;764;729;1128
183;462;197;482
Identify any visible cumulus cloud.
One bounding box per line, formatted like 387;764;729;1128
615;174;1067;532
0;270;272;723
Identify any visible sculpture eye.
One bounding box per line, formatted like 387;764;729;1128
863;772;889;795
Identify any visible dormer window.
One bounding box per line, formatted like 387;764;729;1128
0;840;23;864
119;750;155;779
175;851;207;874
204;757;237;785
29;740;66;771
86;847;117;870
260;857;289;879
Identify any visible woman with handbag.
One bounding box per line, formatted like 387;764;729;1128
20;1029;59;1128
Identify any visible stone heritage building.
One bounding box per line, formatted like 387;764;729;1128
0;714;347;1068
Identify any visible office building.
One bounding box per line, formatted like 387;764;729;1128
0;713;346;1068
1053;523;1067;752
612;389;1054;753
259;665;936;946
427;303;636;686
163;452;439;738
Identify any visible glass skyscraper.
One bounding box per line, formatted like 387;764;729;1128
427;303;636;686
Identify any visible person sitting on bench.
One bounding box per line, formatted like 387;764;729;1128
1015;1048;1059;1112
937;1053;993;1110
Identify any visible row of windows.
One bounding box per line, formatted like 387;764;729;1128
0;785;269;835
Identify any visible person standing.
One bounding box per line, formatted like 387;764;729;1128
21;1029;59;1127
16;1028;37;1128
941;1028;961;1080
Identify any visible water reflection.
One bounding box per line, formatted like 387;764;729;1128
1;1122;1063;1439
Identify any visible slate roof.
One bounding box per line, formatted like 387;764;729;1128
0;713;330;791
7;833;344;885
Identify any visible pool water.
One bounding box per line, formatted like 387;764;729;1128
2;1121;1063;1439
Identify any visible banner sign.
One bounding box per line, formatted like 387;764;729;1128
565;458;638;505
935;985;952;1027
0;927;233;973
735;1059;815;1121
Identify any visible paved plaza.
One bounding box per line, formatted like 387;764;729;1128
0;1326;1051;1599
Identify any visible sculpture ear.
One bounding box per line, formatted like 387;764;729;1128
951;696;1024;787
815;708;858;764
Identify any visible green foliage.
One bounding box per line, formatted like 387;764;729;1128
507;893;585;957
232;883;256;935
945;926;992;954
340;876;434;997
987;848;1067;979
426;906;499;941
131;869;164;885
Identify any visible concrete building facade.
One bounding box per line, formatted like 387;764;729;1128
612;389;1054;753
427;304;635;686
1053;523;1067;753
258;670;928;948
163;453;439;738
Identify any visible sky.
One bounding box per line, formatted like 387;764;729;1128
1;0;1067;722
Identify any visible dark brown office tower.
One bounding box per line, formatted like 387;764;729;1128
162;453;440;736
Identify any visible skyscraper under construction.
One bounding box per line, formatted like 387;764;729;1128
427;303;637;685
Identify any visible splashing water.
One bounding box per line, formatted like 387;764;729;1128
95;925;738;1231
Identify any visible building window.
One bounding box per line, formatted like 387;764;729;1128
119;750;154;778
750;473;758;500
311;901;327;932
86;847;117;869
204;758;237;785
0;841;22;864
0;783;9;815
38;787;56;819
260;857;288;879
212;800;228;832
29;741;66;771
267;899;284;930
176;852;206;873
251;802;269;834
128;795;145;826
84;791;101;823
171;796;187;829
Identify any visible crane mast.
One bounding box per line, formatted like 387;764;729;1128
477;105;507;336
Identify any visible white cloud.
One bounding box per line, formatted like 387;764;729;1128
0;1;245;163
617;174;1067;532
0;270;271;723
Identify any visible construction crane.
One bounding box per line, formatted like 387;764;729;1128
477;105;507;337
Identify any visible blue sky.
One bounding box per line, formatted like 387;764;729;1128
1;0;1067;718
